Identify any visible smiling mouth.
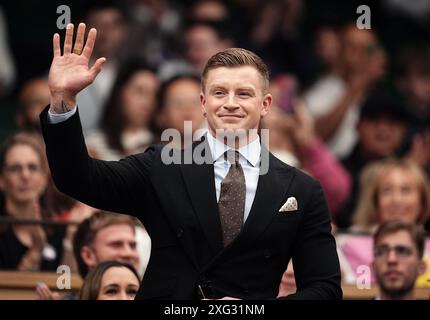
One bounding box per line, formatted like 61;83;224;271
219;114;244;119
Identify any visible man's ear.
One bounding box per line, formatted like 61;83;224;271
417;260;427;276
80;245;97;270
200;92;207;117
260;93;272;118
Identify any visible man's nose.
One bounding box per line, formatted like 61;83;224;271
121;245;138;260
224;92;239;109
387;249;398;263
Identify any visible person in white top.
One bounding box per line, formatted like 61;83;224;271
304;23;386;159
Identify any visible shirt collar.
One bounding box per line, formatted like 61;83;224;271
206;132;261;167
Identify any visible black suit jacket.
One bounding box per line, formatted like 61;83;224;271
40;107;342;300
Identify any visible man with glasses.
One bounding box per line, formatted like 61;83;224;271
373;221;427;300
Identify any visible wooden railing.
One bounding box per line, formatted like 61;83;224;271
0;271;428;299
0;271;82;300
342;284;430;300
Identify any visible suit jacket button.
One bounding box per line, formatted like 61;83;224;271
264;249;271;259
177;228;184;238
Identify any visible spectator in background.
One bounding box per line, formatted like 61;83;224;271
249;0;316;88
304;22;386;159
156;74;206;148
86;60;159;160
373;221;426;300
0;132;65;271
77;4;128;135
336;90;410;228
121;0;182;67
80;260;140;300
16;77;50;132
72;211;142;279
190;0;230;22
36;210;147;300
352;159;429;232
396;46;430;176
261;74;351;216
159;19;233;81
313;20;342;77
336;158;430;285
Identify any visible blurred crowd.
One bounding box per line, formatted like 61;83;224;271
0;0;429;300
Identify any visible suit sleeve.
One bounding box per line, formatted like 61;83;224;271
284;179;343;300
39;106;155;215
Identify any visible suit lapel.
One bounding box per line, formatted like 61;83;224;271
233;152;296;248
180;137;224;255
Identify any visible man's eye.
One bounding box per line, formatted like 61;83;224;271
214;91;224;96
396;246;412;256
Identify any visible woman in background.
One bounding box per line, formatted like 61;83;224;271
337;158;430;285
86;60;159;160
80;260;140;300
0;132;65;271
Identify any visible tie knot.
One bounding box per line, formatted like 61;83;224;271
225;150;240;165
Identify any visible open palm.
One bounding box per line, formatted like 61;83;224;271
48;23;105;103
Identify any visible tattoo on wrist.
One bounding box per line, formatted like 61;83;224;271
51;99;73;114
61;101;71;113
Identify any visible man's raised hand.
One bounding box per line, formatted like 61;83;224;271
48;23;106;114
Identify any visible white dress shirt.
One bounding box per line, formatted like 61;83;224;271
205;132;260;223
48;105;77;123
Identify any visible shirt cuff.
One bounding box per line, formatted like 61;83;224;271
47;106;77;124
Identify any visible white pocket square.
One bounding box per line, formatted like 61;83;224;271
279;197;298;212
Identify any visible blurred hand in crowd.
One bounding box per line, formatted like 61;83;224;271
36;282;61;300
407;130;430;168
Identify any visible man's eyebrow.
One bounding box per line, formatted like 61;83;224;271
209;84;227;89
209;84;256;90
236;87;256;91
107;240;124;245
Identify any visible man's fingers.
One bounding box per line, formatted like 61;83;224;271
53;33;60;57
82;28;97;59
89;57;106;79
73;23;86;54
63;23;74;54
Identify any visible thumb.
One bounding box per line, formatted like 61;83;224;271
89;57;106;80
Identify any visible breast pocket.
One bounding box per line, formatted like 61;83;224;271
273;209;302;223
